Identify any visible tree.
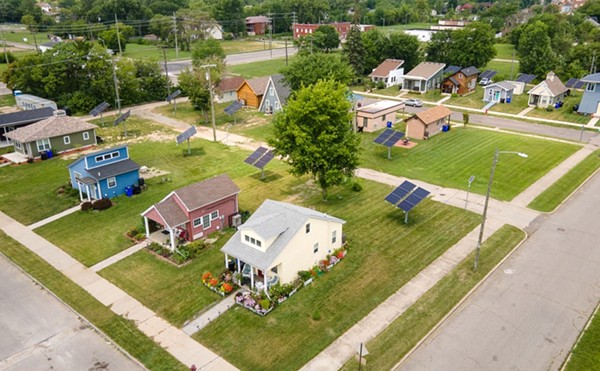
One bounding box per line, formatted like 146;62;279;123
518;21;558;77
362;29;389;74
343;24;366;75
426;23;495;69
387;32;422;71
281;53;354;90
268;80;361;200
313;25;340;52
178;69;212;121
212;0;245;36
150;14;174;42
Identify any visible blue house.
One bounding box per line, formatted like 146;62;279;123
577;73;600;115
258;74;291;114
68;145;141;201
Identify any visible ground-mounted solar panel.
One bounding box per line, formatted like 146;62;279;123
574;80;586;89
516;74;535;83
114;110;131;126
176;125;197;144
399;180;417;192
224;101;243;115
479;70;492;79
385;192;404;205
565;78;578;88
373;128;395;144
398;199;417;212
166;89;182;103
385;180;417;206
486;70;498;79
383;131;405;148
444;65;461;75
254;151;274;169
244;146;268;164
89;102;109;117
412;187;430;200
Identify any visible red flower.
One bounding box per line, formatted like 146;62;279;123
222;283;233;293
208;278;218;287
336;251;345;259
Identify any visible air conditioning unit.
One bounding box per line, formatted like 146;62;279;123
231;214;242;229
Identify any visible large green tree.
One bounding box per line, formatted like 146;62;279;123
343;24;366;75
178;69;211;122
387;32;422;71
281;53;354;90
268;80;361;200
426;22;495;68
517;21;558;77
212;0;245;36
313;25;340;52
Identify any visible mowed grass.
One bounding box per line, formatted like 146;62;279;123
528;149;600;212
525;92;590;124
360;127;580;201
494;43;516;60
565;305;600;371
402;89;442;103
93;115;178;143
0;93;16;107
122;44;192;61
484;60;519;80
445;86;486;109
488;91;529;114
228;57;292;78
196;182;481;370
0;231;186;370
341;224;525;370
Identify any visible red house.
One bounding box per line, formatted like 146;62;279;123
141;174;240;250
292;22;374;40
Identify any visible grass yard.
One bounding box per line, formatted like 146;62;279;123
354;85;402;97
341;224;525;370
0;93;16;107
528;149;600;212
0;231;186;370
402;89;442;103
228;57;292;78
488;91;529;114
524;92;590;124
121;43;191;61
445;86;486;109
565;305;600;371
93;115;178;143
195;179;481;370
360;127;580;201
3;30;50;45
484;60;519;80
221;39;285;54
494;43;516;60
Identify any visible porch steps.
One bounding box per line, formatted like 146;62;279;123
483;101;496;111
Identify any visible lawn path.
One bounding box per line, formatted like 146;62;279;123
182;291;240;335
0;211;237;371
90;240;150;272
28;205;81;229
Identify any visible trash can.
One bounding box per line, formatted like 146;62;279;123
40;151;48;160
125;186;133;197
442;125;449;132
46;149;53;159
386;121;393;128
506;97;511;104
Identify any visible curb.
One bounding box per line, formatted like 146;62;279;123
560;297;600;370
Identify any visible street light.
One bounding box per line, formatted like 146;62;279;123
473;148;528;271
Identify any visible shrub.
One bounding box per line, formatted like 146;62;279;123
451;93;459;98
352;181;363;192
259;299;271;310
298;270;311;281
92;198;112;210
312;310;321;321
81;202;93;211
546;106;554;112
376;80;385;89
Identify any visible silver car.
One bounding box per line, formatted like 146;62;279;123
404;99;423;107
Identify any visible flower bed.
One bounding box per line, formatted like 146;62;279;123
146;239;212;265
202;271;236;296
124;225;146;243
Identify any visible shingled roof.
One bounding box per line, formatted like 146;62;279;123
404;62;446;80
218;76;245;93
5;115;96;143
412;105;453;125
174;174;240;211
246;76;270;96
0;107;54;127
369;59;405;78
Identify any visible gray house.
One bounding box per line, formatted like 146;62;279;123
578;73;600;115
258;74;291;114
402;62;445;93
483;81;515;103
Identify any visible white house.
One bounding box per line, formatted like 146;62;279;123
369;59;405;88
483;81;515;103
527;71;568;108
221;200;345;292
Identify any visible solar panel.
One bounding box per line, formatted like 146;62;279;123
398;199;417;212
113;110;130;126
444;65;461;74
479;70;492;79
565;78;579;88
412;187;430;199
383;131;405;148
516;74;535;83
399;180;417;192
574;80;586;89
385;192;404;205
385;180;417;206
224;101;243;115
176;125;197;144
373;128;395;144
244;146;268;165
486;70;497;79
254;151;274;169
89;102;109;117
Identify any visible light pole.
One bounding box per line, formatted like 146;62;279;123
200;64;217;142
99;38;121;115
473;149;528;271
465;175;475;210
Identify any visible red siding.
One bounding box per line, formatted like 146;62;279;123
143;207;166;226
185;195;239;241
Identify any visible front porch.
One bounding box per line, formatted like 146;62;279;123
144;218;188;251
224;254;280;293
1;151;29;164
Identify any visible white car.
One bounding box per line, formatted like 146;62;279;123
479;78;493;86
404;99;423;107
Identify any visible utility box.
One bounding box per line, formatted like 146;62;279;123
15;94;58;111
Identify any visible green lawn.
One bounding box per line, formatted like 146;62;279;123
354;84;402;97
494;43;516;60
445;86;486;109
3;30;50;45
228;57;292;78
484;60;519;80
341;224;525;370
0;231;186;370
488;91;529;114
221;39;285;54
0;93;16;107
122;44;192;61
360;127;580;201
565;305;600;371
195;181;481;370
402;89;442;102
528;149;600;212
93;115;178;143
525;92;590;124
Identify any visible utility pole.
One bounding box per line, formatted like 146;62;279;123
161;46;171;97
0;26;9;64
173;12;179;60
291;11;297;26
510;49;516;80
115;14;122;55
591;51;596;74
200;64;218;142
100;38;121;115
285;38;288;66
268;12;273;59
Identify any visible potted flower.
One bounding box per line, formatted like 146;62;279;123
202;272;212;284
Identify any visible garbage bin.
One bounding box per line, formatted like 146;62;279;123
46;149;53;159
386;121;393;128
40;151;48;160
125;186;133;197
442;125;449;132
506;97;511;104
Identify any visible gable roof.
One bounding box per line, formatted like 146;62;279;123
271;74;291;105
485;81;515;91
529;72;567;96
173;174;240;212
460;66;479;77
244;76;270;96
68;145;129;168
221;199;345;271
411;105;453;125
218;76;245;93
0;107;54;127
5;115;97;143
84;159;140;180
152;197;189;228
446;76;460;86
581;73;600;83
369;59;405;78
246;16;269;24
404;62;446;80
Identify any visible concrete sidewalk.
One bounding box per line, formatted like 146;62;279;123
0;212;237;371
90;240;150;272
183;291;239;335
28;205;81;230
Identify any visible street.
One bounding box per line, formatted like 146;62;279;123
396;171;600;370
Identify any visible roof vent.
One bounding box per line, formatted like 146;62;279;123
53;109;66;117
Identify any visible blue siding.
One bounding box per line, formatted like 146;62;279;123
578;83;600;114
98;170;140;199
259;80;280;113
68;159;87;190
86;146;129;169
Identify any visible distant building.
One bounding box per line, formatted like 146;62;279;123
430;20;470;30
292;22;374;40
246;16;270;36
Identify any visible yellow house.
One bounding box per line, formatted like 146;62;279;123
221;199;345;292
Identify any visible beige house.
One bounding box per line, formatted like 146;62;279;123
527;71;568;108
356;100;405;132
405;105;453;140
221;200;345;292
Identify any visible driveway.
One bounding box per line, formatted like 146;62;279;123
0;255;143;370
396;172;600;371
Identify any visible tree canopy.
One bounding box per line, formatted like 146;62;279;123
281;53;354;91
268;80;361;200
361;29;422;74
343;24;366;76
313;25;340;52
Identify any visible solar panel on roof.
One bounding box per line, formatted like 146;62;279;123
444;65;461;74
574;80;586;89
516;74;535;83
565;78;578;88
383;131;405;147
224;101;243;115
373;128;395;144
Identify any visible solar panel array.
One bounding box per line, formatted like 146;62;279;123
373;129;405;148
244;146;274;169
515;74;536;83
479;70;497;80
89;102;109;117
384;180;430;212
444;65;461;75
575;80;586;89
113;110;131;126
176;125;197;144
166;89;182;102
224;101;243;115
565;78;579;88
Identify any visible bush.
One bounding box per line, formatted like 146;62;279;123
81;202;93;211
312;310;321;321
298;270;311;281
376;80;386;89
546;106;554;112
259;299;271;310
92;198;112;210
451;93;458;98
352;182;363;192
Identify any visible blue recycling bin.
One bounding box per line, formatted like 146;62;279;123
442;125;449;132
46;149;53;158
125;186;134;197
386;121;392;128
506;97;511;104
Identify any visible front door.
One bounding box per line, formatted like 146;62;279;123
494;91;500;102
90;184;98;200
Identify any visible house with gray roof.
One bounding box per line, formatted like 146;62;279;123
0;107;54;147
221;199;345;291
441;66;479;95
527;71;568;108
577;72;600;115
483;81;515;103
258;74;291;114
5;113;97;159
142;174;240;250
68;145;140;202
402;62;446;93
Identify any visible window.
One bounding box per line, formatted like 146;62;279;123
245;235;250;242
269;87;274;96
83;132;90;141
275;101;280;110
382;114;386;122
210;211;219;220
306;223;310;234
95;151;120;163
74;171;82;181
202;215;210;229
313;242;319;253
193;217;203;228
458;73;463;79
36;138;51;152
587;83;595;92
63;135;70;145
332;230;337;244
256;240;262;247
107;177;116;188
14;141;22;149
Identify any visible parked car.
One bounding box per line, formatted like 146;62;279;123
404;99;423;107
479;78;493;86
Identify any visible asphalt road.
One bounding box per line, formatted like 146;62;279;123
396;171;600;370
0;255;143;370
